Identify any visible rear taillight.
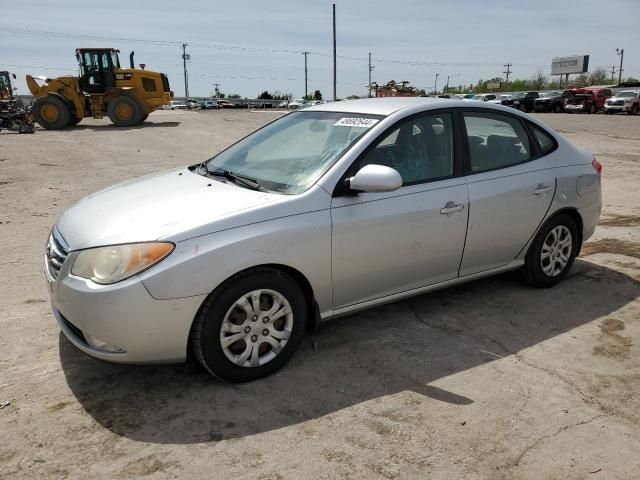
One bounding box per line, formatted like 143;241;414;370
592;156;602;174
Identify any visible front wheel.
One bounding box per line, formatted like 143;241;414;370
629;104;639;115
521;214;579;288
554;104;562;113
589;104;596;114
33;96;70;129
191;268;307;382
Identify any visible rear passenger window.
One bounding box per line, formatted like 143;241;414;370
463;112;531;172
531;125;556;155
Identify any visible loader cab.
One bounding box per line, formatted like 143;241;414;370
76;48;120;94
0;71;15;100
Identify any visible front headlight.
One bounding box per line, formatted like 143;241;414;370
71;242;174;284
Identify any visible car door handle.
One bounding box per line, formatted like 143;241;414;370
533;184;552;196
440;202;465;215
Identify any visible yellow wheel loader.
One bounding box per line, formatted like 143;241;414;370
27;49;173;129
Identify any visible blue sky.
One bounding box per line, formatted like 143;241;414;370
2;0;638;98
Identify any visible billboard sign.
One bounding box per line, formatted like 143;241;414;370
551;55;590;75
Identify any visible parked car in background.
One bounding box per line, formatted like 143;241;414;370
501;92;539;112
578;88;612;112
162;100;187;110
201;100;218;109
277;100;289;108
565;93;598;114
288;99;306;109
186;99;200;109
216;100;235;109
604;90;640;115
467;93;498;102
45;97;602;382
488;94;512;104
461;93;476;100
533;91;572;113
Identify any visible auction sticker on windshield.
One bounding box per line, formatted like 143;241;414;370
334;117;379;128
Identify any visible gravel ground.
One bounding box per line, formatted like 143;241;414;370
0;108;638;480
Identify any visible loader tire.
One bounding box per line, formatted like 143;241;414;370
67;115;82;126
33;96;70;130
107;96;143;127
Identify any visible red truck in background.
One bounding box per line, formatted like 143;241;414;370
565;87;612;113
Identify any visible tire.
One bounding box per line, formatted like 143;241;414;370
33;96;70;130
107;96;143;127
67;115;82;126
554;104;562;113
521;213;579;288
141;113;149;122
191;268;307;382
629;104;638;115
589;104;596;114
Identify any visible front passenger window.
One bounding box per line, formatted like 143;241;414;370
357;113;454;185
463;112;531;172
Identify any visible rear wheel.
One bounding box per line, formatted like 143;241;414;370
629;104;638;115
521;214;579;288
33;96;70;130
107;96;143;127
191;268;307;382
589;103;596;114
67;115;82;126
554;104;562;113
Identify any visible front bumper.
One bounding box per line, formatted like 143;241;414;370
47;251;206;364
565;105;586;112
604;104;632;112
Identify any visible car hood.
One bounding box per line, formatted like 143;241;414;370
56;168;286;250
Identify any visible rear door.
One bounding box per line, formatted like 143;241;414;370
459;109;555;276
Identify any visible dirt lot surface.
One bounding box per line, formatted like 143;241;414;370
1;109;638;480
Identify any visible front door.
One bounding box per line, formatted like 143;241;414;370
331;111;469;309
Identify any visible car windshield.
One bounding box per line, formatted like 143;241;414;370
512;93;526;99
205;111;383;194
617;91;636;98
471;95;483;100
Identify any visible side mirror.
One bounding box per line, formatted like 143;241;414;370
348;164;402;193
12;73;16;80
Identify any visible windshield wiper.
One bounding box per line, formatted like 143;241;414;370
206;167;269;192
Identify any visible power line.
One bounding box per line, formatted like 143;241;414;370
3;25;541;68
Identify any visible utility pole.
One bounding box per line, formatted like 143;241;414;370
503;62;512;87
616;48;624;85
609;65;617;83
368;52;374;98
434;73;439;95
182;43;190;100
303;51;309;100
332;3;337;101
445;75;450;93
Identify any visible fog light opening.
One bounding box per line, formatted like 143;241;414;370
83;333;125;353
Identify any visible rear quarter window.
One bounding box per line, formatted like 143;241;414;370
529;123;557;155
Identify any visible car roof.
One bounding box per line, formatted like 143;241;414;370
304;97;477;116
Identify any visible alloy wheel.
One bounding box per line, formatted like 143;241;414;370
219;289;293;368
540;225;572;277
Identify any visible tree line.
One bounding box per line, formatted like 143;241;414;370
447;68;639;94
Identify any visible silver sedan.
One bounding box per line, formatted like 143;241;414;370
46;98;602;382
